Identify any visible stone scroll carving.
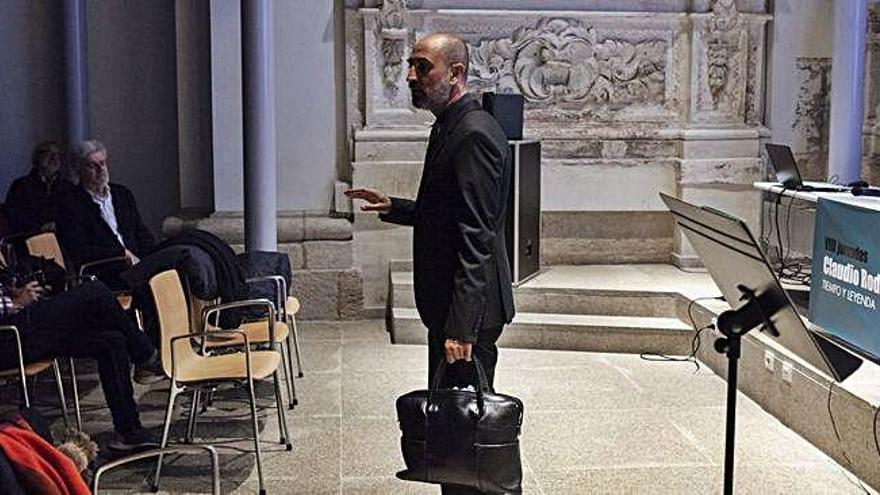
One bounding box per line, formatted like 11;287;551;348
379;0;407;90
704;0;741;104
469;18;667;107
692;0;749;122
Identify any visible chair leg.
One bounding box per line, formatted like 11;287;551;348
246;377;266;495
288;315;304;377
51;360;70;429
17;367;30;410
152;382;180;492
69;358;82;431
185;389;201;443
134;308;145;330
281;340;297;409
271;369;292;449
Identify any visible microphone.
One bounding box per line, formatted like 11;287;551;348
851;186;880;197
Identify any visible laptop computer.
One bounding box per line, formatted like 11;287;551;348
764;144;849;192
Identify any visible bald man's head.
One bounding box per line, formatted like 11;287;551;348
425;33;469;78
407;33;470;115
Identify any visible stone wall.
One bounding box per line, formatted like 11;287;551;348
865;3;880;185
347;0;771;311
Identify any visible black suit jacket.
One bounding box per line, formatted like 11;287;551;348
56;183;155;266
381;95;515;341
3;171;75;235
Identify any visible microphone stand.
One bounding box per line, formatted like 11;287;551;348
713;284;784;495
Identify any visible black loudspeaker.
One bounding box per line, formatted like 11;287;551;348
482;92;524;140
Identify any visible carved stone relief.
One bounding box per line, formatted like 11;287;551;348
692;0;749;122
379;0;407;91
792;57;831;180
468;18;668;111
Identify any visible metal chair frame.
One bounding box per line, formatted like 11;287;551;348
149;271;291;495
0;325;74;428
92;445;220;494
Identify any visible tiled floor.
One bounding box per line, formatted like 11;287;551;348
15;319;875;494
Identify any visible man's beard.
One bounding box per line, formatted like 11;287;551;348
410;81;451;111
86;172;109;193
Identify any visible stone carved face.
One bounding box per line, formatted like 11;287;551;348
406;38;457;114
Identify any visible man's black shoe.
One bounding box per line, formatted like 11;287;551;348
133;353;165;385
107;428;160;453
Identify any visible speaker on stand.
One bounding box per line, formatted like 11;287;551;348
482;92;541;286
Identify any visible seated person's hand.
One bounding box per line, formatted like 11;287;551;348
12;281;44;308
124;249;140;266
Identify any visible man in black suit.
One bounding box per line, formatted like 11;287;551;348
347;30;514;434
4;141;75;235
56;140;155;287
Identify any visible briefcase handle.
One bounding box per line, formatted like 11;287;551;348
428;356;491;417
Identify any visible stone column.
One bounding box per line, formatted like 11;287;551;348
828;0;868;184
241;0;278;252
63;0;89;143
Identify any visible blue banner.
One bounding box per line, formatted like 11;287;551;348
810;198;880;358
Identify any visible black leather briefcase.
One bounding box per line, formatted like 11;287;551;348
395;358;524;493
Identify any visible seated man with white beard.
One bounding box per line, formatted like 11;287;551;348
56;140;155;289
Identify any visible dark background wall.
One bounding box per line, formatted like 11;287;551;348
0;2;67;194
85;0;180;234
0;1;180;236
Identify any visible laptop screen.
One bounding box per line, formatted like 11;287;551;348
765;144;803;188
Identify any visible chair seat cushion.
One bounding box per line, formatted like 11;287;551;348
177;350;281;382
286;296;300;315
0;360;52;378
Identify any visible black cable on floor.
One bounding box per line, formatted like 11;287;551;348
874;405;880;462
639;296;723;372
827;382;871;494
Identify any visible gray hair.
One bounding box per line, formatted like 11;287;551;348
74;139;108;169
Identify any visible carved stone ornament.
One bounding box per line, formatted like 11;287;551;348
379;0;407;89
704;0;741;104
469;18;667;106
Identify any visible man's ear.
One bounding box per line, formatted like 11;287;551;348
450;63;465;84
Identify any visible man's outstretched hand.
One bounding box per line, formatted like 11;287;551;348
444;338;473;364
344;188;391;214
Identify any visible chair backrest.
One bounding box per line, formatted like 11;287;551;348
149;270;198;378
25;232;66;270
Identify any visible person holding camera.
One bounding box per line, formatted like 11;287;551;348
0;278;163;451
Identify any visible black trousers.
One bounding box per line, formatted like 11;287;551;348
428;325;504;495
0;281;153;435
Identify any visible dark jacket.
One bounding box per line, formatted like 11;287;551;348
55;183;155;266
3;171;75;235
381;95;515;341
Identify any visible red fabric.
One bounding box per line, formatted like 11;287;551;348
0;416;90;495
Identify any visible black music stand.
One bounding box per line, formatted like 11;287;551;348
660;193;860;495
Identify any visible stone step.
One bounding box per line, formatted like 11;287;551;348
390;307;694;356
391;271;685;319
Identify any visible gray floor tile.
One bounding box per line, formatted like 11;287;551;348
300;340;342;373
342;340;427;372
666;406;834;467
289;371;342;417
342;476;438;494
28;318;867;494
535;466;720;495
295;320;344;341
340;416;404;478
494;365;650;412
341;369;425;418
522;409;711;471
